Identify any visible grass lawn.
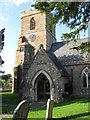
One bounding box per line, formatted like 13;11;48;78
1;92;90;119
28;98;90;119
0;92;21;114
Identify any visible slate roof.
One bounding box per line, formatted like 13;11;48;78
50;38;88;61
50;41;66;52
46;51;69;77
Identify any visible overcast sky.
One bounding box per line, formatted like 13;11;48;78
0;0;88;75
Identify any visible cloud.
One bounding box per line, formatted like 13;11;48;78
13;0;32;6
1;0;34;6
0;16;7;22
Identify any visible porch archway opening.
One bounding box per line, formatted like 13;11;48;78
35;73;50;101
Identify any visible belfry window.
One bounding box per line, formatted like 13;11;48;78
81;67;90;88
30;17;35;30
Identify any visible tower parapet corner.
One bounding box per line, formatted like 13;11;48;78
27;8;34;13
21;8;41;18
21;11;26;18
27;8;40;14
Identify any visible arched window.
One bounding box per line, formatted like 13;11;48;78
30;17;35;30
81;67;90;88
82;73;87;87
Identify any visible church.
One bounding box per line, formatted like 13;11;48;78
12;9;90;103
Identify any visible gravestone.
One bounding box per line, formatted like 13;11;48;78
45;99;54;120
13;100;30;120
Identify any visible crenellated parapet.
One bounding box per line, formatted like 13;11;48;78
21;9;40;19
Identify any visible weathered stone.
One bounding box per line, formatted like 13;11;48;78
46;99;54;120
13;100;30;120
12;8;90;104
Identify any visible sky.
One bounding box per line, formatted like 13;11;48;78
0;0;88;76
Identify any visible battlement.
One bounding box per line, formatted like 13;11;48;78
21;9;40;18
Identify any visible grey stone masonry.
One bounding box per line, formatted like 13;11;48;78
13;100;30;120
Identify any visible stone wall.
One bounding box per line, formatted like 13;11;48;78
20;49;69;102
61;60;90;98
46;30;56;50
21;9;46;53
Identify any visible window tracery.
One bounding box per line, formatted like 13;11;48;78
81;67;90;88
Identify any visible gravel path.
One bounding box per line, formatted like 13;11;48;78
0;114;12;119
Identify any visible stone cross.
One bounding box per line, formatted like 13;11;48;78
45;99;54;120
13;100;30;120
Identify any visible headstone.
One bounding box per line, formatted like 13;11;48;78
13;100;30;120
45;99;54;120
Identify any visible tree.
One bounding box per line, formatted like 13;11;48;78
0;74;12;89
1;74;12;81
0;28;5;51
0;28;5;74
33;2;90;53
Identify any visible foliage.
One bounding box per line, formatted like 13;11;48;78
0;28;5;74
0;28;5;51
1;74;12;81
73;42;90;54
1;79;12;89
0;74;12;89
33;2;90;53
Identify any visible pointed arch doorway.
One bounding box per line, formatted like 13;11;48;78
35;73;50;101
32;70;53;102
37;74;50;101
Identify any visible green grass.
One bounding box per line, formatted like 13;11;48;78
53;98;89;119
28;98;90;119
1;92;90;120
0;92;21;114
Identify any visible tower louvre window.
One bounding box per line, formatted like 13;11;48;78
30;17;35;30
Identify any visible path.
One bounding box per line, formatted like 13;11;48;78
30;101;46;109
0;114;12;119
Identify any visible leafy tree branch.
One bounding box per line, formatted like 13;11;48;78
33;2;90;53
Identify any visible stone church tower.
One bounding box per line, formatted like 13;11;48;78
12;9;56;93
13;8;90;102
15;9;56;67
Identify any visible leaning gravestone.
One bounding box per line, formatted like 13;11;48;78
13;100;30;120
45;99;54;120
